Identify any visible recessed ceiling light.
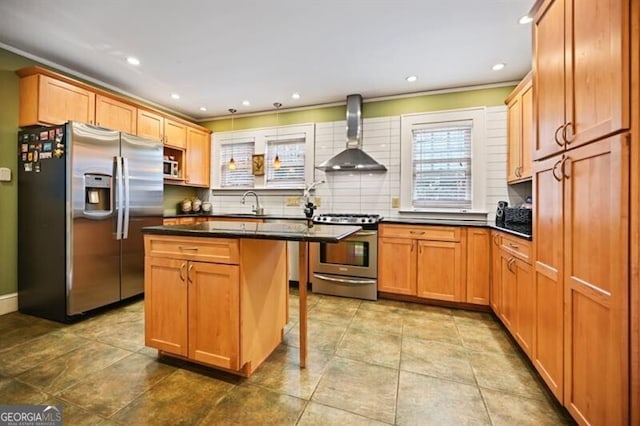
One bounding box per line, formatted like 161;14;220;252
406;75;418;82
170;93;180;100
242;100;251;106
492;63;506;71
291;92;301;100
126;56;140;66
199;107;207;112
518;15;533;24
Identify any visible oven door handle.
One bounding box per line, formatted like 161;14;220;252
313;273;376;285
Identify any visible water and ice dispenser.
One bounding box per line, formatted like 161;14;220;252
84;173;112;213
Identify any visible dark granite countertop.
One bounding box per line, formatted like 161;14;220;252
381;217;532;240
164;213;308;221
143;221;362;243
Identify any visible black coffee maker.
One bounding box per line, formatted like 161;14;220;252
495;201;508;226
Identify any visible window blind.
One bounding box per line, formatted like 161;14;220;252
412;124;472;208
220;141;255;187
265;137;306;188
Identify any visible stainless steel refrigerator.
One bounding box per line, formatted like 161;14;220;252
18;121;163;322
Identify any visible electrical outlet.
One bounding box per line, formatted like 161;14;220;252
286;196;300;206
391;197;400;208
314;197;321;207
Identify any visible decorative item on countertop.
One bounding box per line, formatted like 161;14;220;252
192;197;202;213
302;179;325;226
180;198;192;214
202;201;212;213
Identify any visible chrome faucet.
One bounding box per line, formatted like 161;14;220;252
241;191;264;215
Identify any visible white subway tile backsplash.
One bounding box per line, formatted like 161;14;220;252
210;107;513;220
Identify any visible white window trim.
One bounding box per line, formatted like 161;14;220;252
211;123;315;190
400;107;487;214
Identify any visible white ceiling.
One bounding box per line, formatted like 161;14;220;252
0;0;533;120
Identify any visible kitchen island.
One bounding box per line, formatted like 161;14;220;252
141;221;361;376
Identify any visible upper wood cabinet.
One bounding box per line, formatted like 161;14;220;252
95;94;137;134
164;118;187;148
186;127;210;187
16;68;212;177
505;73;533;182
19;73;95;127
137;109;165;141
533;0;629;160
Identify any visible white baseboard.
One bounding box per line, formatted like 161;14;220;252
0;293;18;315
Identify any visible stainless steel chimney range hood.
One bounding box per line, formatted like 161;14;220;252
315;94;387;172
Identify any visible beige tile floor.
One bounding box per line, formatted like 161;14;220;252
0;289;574;425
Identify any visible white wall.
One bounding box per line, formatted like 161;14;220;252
208;106;529;220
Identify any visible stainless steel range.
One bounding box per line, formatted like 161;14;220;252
311;213;382;301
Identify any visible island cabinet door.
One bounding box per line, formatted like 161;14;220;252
188;261;240;371
144;257;188;357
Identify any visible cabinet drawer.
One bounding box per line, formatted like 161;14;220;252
500;234;531;263
380;224;461;242
145;235;239;264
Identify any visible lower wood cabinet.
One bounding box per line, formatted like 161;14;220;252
416;239;466;301
492;232;534;356
145;257;240;370
378;225;488;305
144;234;287;376
466;228;491;305
378;236;416;295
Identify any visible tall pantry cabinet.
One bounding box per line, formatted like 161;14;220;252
532;0;632;424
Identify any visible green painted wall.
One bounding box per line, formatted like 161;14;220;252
200;86;514;132
0;49;36;296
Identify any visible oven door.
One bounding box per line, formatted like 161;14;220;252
312;230;377;279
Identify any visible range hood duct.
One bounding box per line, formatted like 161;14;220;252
315;94;387;172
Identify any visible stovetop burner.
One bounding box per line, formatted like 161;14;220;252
312;213;383;225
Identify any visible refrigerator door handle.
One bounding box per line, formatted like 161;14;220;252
115;156;124;240
122;156;130;239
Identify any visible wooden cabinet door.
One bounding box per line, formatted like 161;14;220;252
165;119;187;148
95;95;137;134
144;257;188;356
37;74;95;125
499;253;516;332
520;83;533;179
188;261;240;370
137;109;164;141
507;96;522;182
378;237;416;295
466;228;490;305
490;231;502;314
514;259;534;357
533;0;567;160
416;240;465;302
532;154;565;401
566;0;629;148
186;127;210;187
563;134;629;425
